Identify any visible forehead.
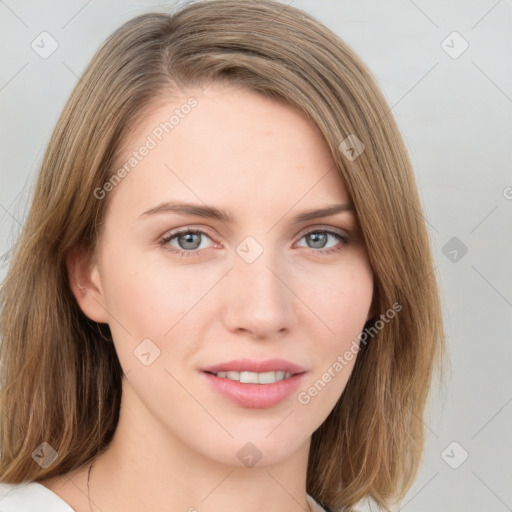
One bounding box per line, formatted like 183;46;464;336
107;84;350;220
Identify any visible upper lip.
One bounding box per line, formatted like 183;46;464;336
201;358;306;375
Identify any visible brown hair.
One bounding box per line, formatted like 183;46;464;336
0;1;445;510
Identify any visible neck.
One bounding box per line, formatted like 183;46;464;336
86;376;312;512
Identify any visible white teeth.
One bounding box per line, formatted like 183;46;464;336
240;371;259;384
275;370;285;381
214;370;293;384
256;371;278;384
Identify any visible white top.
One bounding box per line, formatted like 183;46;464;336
0;481;328;512
0;482;74;511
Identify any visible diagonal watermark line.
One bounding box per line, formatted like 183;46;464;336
166;161;332;337
273;0;296;18
67;477;106;512
265;470;310;512
0;202;22;227
0;202;25;265
401;192;439;234
413;265;438;290
201;471;234;502
164;163;234;236
61;60;113;112
266;164;337;234
472;471;512;511
399;472;439;510
79;285;132;337
472;396;512;439
370;62;439;131
472;0;503;29
413;408;439;439
470;205;499;233
61;60;84;79
408;0;439;28
0;62;29;92
471;265;512;309
265;409;294;438
424;217;439;234
163;267;234;337
0;248;12;265
0;484;18;506
472;60;512;104
265;265;336;335
163;367;234;438
0;409;24;437
61;0;93;29
0;0;29;28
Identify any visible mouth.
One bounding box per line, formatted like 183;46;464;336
200;358;305;376
199;359;307;408
204;369;296;384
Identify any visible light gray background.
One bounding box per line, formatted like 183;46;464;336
1;1;511;511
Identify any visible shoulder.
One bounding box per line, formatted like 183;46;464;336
0;481;75;512
307;493;331;512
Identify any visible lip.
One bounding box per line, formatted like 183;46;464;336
200;371;307;409
200;358;306;375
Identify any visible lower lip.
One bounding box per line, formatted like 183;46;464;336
200;371;306;409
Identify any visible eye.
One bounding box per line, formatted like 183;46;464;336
296;228;349;255
160;229;215;257
160;227;350;258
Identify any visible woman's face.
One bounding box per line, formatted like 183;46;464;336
77;83;374;467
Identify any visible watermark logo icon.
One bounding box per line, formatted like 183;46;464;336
442;236;468;263
133;338;161;366
31;32;59;59
236;236;264;264
339;134;365;161
237;442;263;467
441;31;469;59
441;441;469;469
32;442;58;468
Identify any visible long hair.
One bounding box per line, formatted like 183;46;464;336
0;1;445;510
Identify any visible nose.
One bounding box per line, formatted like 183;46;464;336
221;251;297;340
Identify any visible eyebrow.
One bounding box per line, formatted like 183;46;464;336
139;200;355;224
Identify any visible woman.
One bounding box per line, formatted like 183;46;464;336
0;1;444;511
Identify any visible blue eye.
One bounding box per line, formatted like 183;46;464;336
296;229;349;254
160;228;349;257
160;229;213;257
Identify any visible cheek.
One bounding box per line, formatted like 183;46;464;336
99;245;220;377
294;264;372;423
101;247;194;333
102;240;373;344
307;260;373;341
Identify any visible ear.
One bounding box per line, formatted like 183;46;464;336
65;247;110;324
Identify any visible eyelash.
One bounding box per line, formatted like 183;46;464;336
159;227;350;258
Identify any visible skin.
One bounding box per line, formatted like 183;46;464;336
40;83;374;512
